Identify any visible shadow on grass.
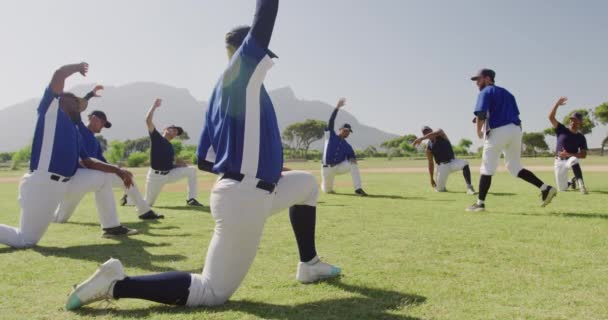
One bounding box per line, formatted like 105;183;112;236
591;190;608;195
74;279;426;320
507;211;608;220
332;193;426;201
155;205;211;214
489;192;516;196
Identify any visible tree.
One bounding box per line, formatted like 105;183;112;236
96;135;108;152
0;152;13;163
458;139;473;153
105;141;126;164
593;102;608;155
176;130;190;141
123;137;150;157
10;144;32;170
381;134;418;157
362;146;379;158
282;119;326;158
522;132;549;156
127;152;149;167
545;108;595;136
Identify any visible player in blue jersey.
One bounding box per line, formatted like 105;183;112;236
53;85;164;224
66;0;340;310
321;98;368;196
466;69;557;212
0;63;140;247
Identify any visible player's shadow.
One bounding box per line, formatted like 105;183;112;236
74;279;426;319
332;193;425;201
591;190;608;195
510;211;608;220
154;205;211;213
488;192;516;196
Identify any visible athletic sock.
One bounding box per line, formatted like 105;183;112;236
478;175;492;201
462;165;472;185
113;272;192;305
477;199;485;206
289;205;318;263
571;164;584;181
517;169;544;189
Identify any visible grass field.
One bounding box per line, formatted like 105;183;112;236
0;157;607;319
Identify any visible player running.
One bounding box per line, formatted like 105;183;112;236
548;97;589;194
466;69;556;212
320;98;368;196
53;85;164;223
66;0;340;310
413;126;476;194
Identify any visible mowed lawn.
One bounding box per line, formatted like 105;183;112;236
0;158;607;320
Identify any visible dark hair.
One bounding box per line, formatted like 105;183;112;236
225;25;251;48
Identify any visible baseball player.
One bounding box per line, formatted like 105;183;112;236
466;69;556;212
548;97;589;194
0;62;139;248
413;126;476;194
124;99;203;207
66;0;340;310
53;86;164;224
321;98;368;196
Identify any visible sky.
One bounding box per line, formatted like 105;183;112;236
1;0;607;148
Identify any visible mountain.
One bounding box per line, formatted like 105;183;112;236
0;83;398;152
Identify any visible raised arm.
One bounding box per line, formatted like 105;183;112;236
549;97;567;129
50;62;89;95
250;0;279;48
413;129;448;147
83;85;104;102
327;98;346;131
146;99;162;133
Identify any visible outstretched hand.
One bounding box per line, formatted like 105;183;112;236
153;98;162;109
556;96;568;107
78;62;89;77
118;169;134;188
412;137;424;147
92;85;104;97
336;98;346;109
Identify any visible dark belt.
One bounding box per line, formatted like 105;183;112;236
50;174;71;183
221;172;276;193
153;170;170;175
322;164;337;168
556;157;569;161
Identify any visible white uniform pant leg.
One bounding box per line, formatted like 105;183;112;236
186;178;272;307
503;125;524;177
145;169;167;206
321;165;336;193
166;167;198;200
481;124;521;176
270;171;319;214
0;173;67;248
435;163;451;191
111;175;150;215
554;159;569;191
332;161;363;191
54;172;88;223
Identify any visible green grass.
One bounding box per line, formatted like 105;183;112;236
0;157;607;319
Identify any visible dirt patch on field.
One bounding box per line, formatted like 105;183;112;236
307;165;608;174
0;177;21;183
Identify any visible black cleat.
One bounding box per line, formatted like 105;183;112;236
355;189;368;197
139;210;164;220
102;225;139;238
465;203;485;212
541;186;557;207
119;194;128;206
186;198;204;207
569;177;577;190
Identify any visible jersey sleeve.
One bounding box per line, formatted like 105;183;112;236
250;0;279;49
580;135;588;151
38;86;59;114
196;118;216;172
474;88;491;118
554;122;568;135
327;108;339;131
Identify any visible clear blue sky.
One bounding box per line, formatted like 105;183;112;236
1;0;606;147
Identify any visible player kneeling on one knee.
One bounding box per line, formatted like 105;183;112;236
66;0;340;310
320;98;367;196
548;97;589;194
465;69;556;212
413;126;475;194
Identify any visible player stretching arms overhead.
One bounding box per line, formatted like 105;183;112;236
66;0;340;310
466;69;556;212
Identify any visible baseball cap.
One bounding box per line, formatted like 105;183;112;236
421;126;432;133
470;69;496;81
167;125;184;136
340;123;353;133
570;112;583;121
225;26;279;59
89;110;112;128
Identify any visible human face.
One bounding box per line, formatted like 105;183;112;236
569;117;581;131
88;115;106;134
59;94;83;121
338;128;351;139
163;127;178;141
476;76;493;91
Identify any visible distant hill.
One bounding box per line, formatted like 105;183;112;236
0;83;398;152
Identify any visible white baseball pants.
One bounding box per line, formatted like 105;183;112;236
436;159;469;191
185;171;318;306
321;161;362;193
480;124;524;177
0;172;68;248
554;157;580;191
145;167;198;206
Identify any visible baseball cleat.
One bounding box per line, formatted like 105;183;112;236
466;186;477;195
186;198;204;207
541;186;557;207
465;203;485;212
138;210;164;220
296;257;341;283
66;258;125;310
580;185;589;195
569;177;577;190
102;225;139;238
435;188;448;193
355;189;368;197
119;194;128;206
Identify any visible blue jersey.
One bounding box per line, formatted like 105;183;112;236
474;85;521;130
77;121;106;163
197;33;283;183
30;87;88;177
322;108;356;165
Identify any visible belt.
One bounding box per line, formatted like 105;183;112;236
220;172;276;193
438;160;454;165
556;157;569;161
153;170;170;175
322;164;337;168
50;174;71;183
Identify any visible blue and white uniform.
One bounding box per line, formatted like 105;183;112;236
474;85;524;176
54;120;153;225
320;108;363;193
0;87;88;248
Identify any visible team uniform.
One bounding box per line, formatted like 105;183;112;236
553;123;588;191
321;109;363;193
427;137;471;192
53;120;156;225
67;0;339;310
0;87;89;248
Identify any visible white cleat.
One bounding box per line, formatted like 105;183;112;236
296;257;341;284
466;187;477;195
580;186;589;195
66;258;125;310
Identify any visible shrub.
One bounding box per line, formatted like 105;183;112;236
126;152;149;167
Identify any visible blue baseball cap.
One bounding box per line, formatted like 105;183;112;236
225;26;278;59
340;123;353;133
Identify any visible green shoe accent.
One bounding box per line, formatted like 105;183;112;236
66;294;82;311
330;266;342;276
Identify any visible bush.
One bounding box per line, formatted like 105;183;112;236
126;152;149;167
105;141;126;165
11;145;32;170
0;152;13;163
